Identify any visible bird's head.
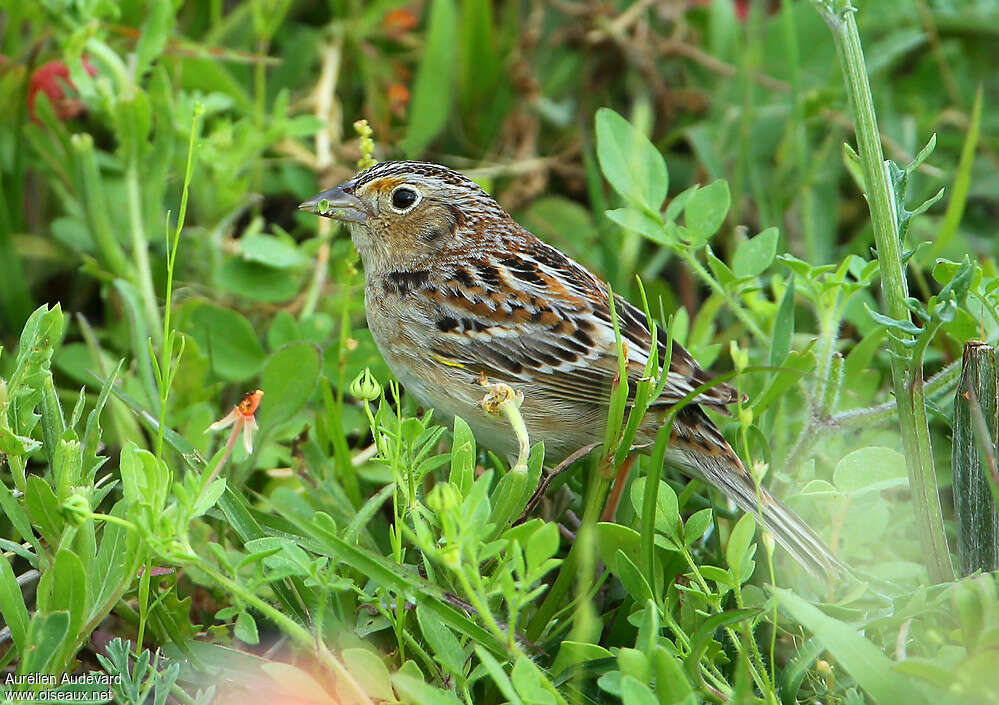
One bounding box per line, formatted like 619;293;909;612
299;161;509;272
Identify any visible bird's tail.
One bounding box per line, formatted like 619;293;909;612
667;407;846;580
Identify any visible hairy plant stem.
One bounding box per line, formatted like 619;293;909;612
809;0;953;581
681;251;767;341
782;358;962;477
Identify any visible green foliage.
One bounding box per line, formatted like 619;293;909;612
1;1;998;704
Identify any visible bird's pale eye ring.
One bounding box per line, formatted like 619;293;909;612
390;185;422;213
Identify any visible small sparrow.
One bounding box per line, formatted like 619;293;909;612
301;160;843;578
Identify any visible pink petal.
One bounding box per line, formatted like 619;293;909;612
242;418;255;454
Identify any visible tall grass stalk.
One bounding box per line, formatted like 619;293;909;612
808;0;953;582
152;105;203;461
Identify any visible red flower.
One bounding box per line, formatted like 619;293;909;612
27;58;98;122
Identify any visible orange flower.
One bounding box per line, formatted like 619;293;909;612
382;8;418;38
387;83;410;116
209;389;263;454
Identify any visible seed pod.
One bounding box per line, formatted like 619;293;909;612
952;341;999;575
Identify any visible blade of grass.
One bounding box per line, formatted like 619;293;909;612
930;83;982;258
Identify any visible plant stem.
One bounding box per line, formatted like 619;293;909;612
154;106;201;461
781;357;963;478
190;557;374;705
808;0;953;581
526;466;610;641
682;251;767;341
126;161;161;346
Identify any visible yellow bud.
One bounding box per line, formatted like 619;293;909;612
729;340;748;371
60;493;91;527
426;482;461;514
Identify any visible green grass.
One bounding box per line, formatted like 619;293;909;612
1;1;998;703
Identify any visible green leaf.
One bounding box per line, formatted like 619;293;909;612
770;276;795;367
343;648;394;701
0;554;30;655
36;549;88;638
256;342;322;429
511;656;556;705
24;475;63;547
552;641;613;675
490;466;530;537
864;304;923;336
684;508;713;546
416;605;466;678
82;360;121;481
684;608;759;680
705;247;736;289
135;0;174;75
473;646;523;705
618;647;650;681
449;416;476;497
651;645;696;705
19;611;70;674
392;672;464;705
833;447;908;496
240;233;309;269
732;226;779;278
615;549;654;604
191;479;227;518
186;302;266;382
402;0;458;157
663;185;698;223
215;489;311;625
606;208;669;243
620;676;659;705
0;428;41;456
780;638;824;705
630;478;681;543
684;180;730;241
0;480;35;547
91;501;141;616
773;588;930;705
595;522;643;570
726;513;757;583
524;520;560;573
215;258;303;303
112;279;158;408
595;108;668;211
234;611;259;644
9;305;65;437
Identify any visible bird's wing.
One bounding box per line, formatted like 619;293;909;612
422;239;739;411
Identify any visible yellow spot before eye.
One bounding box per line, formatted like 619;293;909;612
369;176;405;193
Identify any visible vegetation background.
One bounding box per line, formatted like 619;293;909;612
0;0;998;703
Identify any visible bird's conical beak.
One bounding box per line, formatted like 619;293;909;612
298;183;368;223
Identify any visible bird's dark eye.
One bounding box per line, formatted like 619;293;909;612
391;187;420;211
